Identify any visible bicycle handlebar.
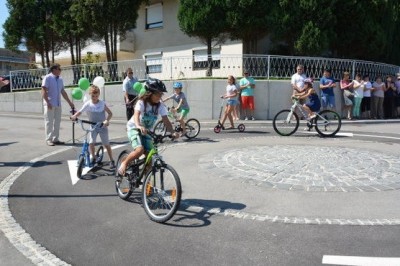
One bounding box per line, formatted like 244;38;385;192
134;128;175;144
71;117;104;132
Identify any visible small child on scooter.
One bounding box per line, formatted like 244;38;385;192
220;75;239;129
70;85;115;169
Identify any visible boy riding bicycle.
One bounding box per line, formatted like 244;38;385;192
162;82;190;136
118;78;180;175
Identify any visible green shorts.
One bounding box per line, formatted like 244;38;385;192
177;108;190;119
127;128;153;152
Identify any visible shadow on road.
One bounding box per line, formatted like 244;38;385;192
164;199;247;228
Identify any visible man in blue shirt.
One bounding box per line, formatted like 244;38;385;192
319;68;337;111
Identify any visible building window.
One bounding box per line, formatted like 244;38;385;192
145;53;163;74
146;3;163;29
193;48;221;70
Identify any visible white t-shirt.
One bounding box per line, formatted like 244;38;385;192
78;100;106;123
291;73;306;92
127;100;167;130
363;81;372;97
226;84;238;99
353;80;364;98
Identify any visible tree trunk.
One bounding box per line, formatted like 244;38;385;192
206;37;213;77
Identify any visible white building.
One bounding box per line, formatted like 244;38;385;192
42;0;269;79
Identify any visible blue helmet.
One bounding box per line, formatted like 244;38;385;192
173;82;183;89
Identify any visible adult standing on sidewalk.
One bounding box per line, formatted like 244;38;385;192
122;67;138;120
319;68;337;111
41;63;74;146
239;69;256;120
291;64;307;118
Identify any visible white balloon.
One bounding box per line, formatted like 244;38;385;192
93;76;105;88
83;91;90;103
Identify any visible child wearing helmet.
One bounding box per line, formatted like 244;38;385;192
293;78;321;119
163;81;190;136
118;78;179;175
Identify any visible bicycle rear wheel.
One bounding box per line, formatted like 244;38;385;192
142;164;182;223
153;120;167;136
115;150;133;200
185;118;200;139
272;110;299;136
314;110;342;137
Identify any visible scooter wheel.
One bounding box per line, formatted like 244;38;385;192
214;126;221;133
238;124;245;132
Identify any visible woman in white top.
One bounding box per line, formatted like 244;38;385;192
361;75;372;119
220;75;239;129
371;76;385;119
352;73;364;119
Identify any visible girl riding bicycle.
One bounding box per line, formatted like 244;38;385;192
162;81;190;136
293;78;321;119
118;78;180;175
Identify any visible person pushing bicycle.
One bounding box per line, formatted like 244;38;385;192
118;78;180;175
162;81;190;136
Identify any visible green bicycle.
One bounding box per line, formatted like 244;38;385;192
115;130;182;223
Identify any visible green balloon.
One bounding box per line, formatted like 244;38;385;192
72;88;83;100
133;82;143;93
139;87;146;96
78;78;90;91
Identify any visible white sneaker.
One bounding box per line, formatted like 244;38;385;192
244;117;248;121
251;117;255;120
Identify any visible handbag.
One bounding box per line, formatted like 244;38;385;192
343;89;355;98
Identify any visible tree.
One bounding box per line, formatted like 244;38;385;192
269;0;336;56
178;0;229;76
71;0;143;62
226;0;275;54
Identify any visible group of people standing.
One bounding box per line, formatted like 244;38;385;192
338;71;400;120
291;64;400;120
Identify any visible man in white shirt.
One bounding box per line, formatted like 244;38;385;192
291;64;306;95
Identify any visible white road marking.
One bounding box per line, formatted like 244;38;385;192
322;255;400;266
68;144;127;185
67;160;92;185
354;133;400;140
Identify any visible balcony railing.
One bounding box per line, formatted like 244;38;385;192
8;55;400;91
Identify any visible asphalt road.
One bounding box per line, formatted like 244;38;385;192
1;113;400;266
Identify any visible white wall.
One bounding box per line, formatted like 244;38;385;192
0;80;345;120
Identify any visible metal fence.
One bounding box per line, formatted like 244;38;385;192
8;55;400;91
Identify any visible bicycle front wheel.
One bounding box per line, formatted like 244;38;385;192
77;155;85;179
142;164;182;223
185;118;200;139
153;120;167;136
314;110;342;137
272;110;299;136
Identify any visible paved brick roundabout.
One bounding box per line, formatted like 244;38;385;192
199;145;400;193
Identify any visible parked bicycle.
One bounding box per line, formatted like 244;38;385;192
115;129;182;223
153;106;200;139
72;118;104;178
273;97;342;137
